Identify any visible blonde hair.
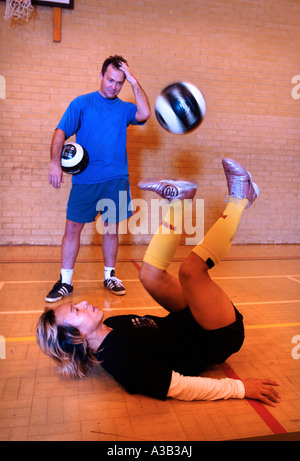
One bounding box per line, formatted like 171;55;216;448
36;307;97;379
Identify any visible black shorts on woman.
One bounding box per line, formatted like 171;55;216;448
96;305;244;400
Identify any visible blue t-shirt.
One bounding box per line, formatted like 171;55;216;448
57;91;143;184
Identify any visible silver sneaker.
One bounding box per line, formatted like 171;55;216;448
222;158;260;208
138;178;198;201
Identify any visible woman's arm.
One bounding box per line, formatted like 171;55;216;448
167;371;280;406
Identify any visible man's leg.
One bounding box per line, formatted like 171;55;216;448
45;219;84;302
102;222;119;268
102;222;126;296
61;219;85;270
100;178;134;296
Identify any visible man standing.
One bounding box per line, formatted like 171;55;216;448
46;55;151;302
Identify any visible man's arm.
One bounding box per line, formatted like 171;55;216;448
119;62;151;123
49;128;66;189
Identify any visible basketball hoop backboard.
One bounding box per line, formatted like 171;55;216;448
33;0;73;8
0;0;74;9
1;0;74;41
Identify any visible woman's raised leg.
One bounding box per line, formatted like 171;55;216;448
179;157;259;329
139;180;197;312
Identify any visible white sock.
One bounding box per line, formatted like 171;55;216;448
104;266;115;280
61;268;73;285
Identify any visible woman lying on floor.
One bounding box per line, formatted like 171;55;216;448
36;158;280;407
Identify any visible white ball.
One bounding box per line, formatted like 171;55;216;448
61;142;89;175
155;82;206;134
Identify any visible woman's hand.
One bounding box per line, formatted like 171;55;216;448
242;378;281;406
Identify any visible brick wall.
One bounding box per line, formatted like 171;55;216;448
0;0;299;245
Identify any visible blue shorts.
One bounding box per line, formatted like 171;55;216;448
66;178;133;224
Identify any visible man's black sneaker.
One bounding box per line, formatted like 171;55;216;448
45;277;73;303
103;270;126;296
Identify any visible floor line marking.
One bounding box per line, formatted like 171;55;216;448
1;304;300;319
0;310;45;314
130;259;142;272
1;275;300;284
0;255;299;264
5;336;36;342
235;300;300;306
0;279;140;284
213;275;300;280
287;276;300;284
245;322;300;329
0;306;164;315
219;362;287;435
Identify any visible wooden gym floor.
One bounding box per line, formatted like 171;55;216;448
0;244;300;442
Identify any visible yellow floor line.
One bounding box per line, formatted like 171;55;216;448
245;322;300;329
5;336;36;342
